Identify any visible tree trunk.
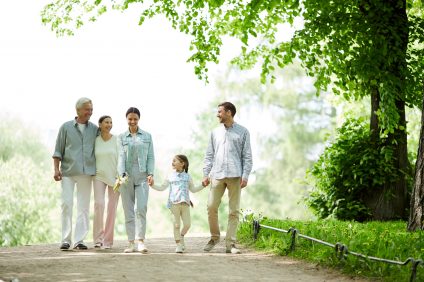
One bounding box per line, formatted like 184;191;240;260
363;98;408;220
370;86;380;141
362;0;409;220
408;84;424;231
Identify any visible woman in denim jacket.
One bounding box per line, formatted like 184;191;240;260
117;107;155;253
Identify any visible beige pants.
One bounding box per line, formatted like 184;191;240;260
170;203;191;241
207;177;241;245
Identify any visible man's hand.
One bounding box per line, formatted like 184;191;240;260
202;177;210;187
240;179;248;189
54;170;62;181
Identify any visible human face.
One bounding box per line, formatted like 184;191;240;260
216;106;232;124
172;157;185;172
76;102;93;123
99;117;112;133
127;113;139;131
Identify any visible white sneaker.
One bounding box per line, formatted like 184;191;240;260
175;243;184;253
138;242;148;253
226;243;241;254
124;242;136;253
180;236;185;251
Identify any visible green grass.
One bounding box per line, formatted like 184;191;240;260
237;217;424;281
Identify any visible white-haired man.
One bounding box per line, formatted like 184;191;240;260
53;97;98;250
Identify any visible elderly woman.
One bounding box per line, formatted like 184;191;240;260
93;115;120;249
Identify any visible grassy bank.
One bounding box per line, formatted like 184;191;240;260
237;217;424;281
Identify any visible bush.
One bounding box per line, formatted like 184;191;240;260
0;117;59;246
0;156;60;246
306;117;401;221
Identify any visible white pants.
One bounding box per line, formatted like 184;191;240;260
61;175;92;246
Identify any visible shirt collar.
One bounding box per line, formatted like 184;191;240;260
125;127;143;137
223;122;236;130
73;117;88;126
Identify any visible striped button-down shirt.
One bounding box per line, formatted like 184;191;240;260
203;122;252;180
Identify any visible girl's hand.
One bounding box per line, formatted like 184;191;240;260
202;177;210;187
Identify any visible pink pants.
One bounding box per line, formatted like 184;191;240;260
93;179;120;247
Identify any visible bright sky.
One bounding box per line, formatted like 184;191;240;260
0;1;258;169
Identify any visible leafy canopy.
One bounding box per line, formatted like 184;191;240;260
41;0;424;133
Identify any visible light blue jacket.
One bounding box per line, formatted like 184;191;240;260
117;128;155;177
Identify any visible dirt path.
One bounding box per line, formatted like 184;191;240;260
0;236;368;282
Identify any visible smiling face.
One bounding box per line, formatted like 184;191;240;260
126;112;139;132
172;157;185;172
216;105;232;124
76;102;93;123
99;117;112;133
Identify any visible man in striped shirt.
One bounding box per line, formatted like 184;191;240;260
202;101;253;254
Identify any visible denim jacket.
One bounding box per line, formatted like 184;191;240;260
117;127;155;177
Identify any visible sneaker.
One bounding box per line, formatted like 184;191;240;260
175;243;184;253
73;243;88;250
60;242;70;250
124;242;136;253
137;242;148;253
203;239;219;252
94;242;102;248
180;236;185;251
226;243;241;254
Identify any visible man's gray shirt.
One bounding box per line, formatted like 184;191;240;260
53;119;98;177
203;122;253;180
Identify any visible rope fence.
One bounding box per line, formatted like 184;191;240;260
252;220;423;282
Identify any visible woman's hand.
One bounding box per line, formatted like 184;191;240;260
147;175;154;186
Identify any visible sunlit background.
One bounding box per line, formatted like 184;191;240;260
1;1;385;247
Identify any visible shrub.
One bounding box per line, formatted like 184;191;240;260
306;117;401;221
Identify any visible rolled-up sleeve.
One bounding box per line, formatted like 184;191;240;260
147;135;155;176
117;134;126;176
203;133;214;177
52;124;66;159
241;130;253;180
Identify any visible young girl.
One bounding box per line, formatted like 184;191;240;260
150;155;204;253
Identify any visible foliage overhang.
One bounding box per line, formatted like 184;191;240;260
41;0;424;133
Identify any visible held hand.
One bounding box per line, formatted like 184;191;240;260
240;179;248;189
147;175;154;186
202;177;210;187
54;171;62;182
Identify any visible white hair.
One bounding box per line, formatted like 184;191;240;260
75;97;92;110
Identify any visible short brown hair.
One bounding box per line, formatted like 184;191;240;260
218;102;236;117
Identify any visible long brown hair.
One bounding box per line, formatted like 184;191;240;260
175;154;189;173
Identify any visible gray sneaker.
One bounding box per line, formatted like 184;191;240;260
226;243;241;254
203;239;219;252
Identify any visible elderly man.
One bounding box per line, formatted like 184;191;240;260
202;101;253;254
53;97;98;250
